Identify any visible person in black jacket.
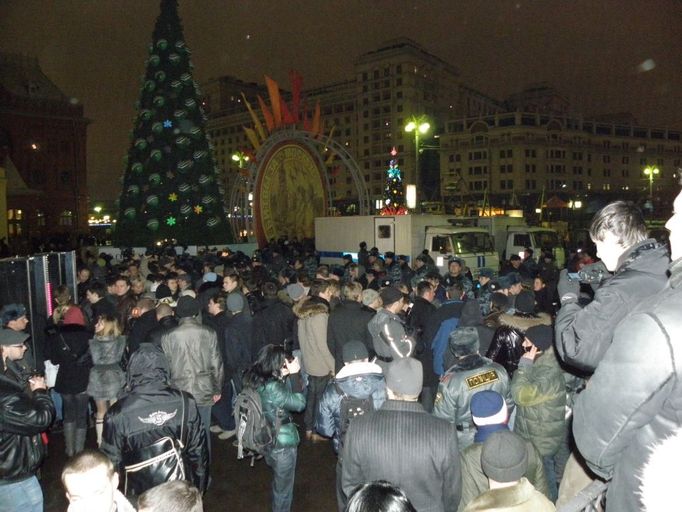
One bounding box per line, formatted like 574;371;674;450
328;282;375;372
0;329;55;511
146;303;177;346
406;280;437;411
100;344;208;498
250;282;294;359
44;311;93;457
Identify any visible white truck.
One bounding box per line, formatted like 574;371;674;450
314;214;499;275
314;214;566;276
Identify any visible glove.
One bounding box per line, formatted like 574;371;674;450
557;269;580;305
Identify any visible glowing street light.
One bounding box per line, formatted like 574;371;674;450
643;165;660;200
405;116;430;210
232;151;250;168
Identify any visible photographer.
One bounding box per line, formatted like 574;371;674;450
0;329;55;511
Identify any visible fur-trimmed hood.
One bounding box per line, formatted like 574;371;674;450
293;296;329;319
499;311;551;332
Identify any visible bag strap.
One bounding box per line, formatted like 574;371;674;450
179;391;188;450
333;380;348;400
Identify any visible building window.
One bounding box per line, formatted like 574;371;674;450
35;210;46;227
59;210;74;227
7;209;23;236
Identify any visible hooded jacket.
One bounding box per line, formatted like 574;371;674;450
101;345;208;494
555;239;669;373
294;296;334;377
316;361;386;453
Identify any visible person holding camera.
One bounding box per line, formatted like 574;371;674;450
0;329;55;512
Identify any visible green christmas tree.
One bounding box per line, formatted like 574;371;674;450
381;147;408;215
115;0;231;246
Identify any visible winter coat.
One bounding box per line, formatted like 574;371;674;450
367;308;414;373
259;377;306;448
341;400;461;512
555;239;669;373
463;478;555;512
328;300;375;372
147;315;178;346
161;317;224;407
0;373;54;483
100;345;208;494
223;311;253;380
434;355;513;450
458;430;549;511
407;296;438;387
127;309;159;354
572;257;682;512
424;299;466;377
316;361;386;453
511;348;566;458
251;298;295;358
44;324;92;394
294;297;334;377
498;312;552;332
444;273;474;299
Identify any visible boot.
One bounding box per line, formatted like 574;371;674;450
95;418;104;447
74;428;88;455
63;422;76;457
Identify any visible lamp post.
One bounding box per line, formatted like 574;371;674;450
404;116;430;210
643;165;660;201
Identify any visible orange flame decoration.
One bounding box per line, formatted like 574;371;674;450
242;74;327;152
380;206;409;216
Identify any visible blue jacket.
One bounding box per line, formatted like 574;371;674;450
316;362;386;453
427;299;464;376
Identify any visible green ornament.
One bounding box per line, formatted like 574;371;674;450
153;96;165;108
152;122;163;134
175;40;185;49
127;184;140;195
189;127;201;139
147;218;159;231
180;203;192;215
140;109;152;121
135;138;148;151
178;183;191;193
180;73;192;84
166;216;176;226
177;160;193;172
174;109;187;119
198;174;212;185
149;54;160;67
124;207;136;219
156;38;168;51
175;136;190;147
150;149;162;162
201;195;216;205
206;216;220;228
144;80;155;92
148;173;161;185
192;150;207;160
132;162;144;173
168;53;181;64
146;194;159;207
184;98;196;109
154;70;166;82
170;80;182;90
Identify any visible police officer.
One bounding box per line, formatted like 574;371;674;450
475;268;495;316
433;326;513;450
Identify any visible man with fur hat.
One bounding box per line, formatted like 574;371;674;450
434;326;512;450
511;325;566;501
317;340;386;511
161;295;223;459
463;430;555;511
342;358;461;512
458;391;548;511
367;286;414;373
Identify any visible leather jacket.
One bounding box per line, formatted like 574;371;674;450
101;345;208;495
0;373;55;483
259;376;306;448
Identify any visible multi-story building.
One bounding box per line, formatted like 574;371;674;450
0;52;89;248
202;41;680;215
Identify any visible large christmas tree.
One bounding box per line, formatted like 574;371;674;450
115;0;231;246
380;147;408;215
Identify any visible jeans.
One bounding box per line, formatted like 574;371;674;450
62;392;90;428
197;405;212;460
304;375;329;432
264;446;297;512
0;476;43;512
50;389;63;422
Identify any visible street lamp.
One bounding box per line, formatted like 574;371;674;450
404;116;430;210
231;151;250;168
643;165;660;200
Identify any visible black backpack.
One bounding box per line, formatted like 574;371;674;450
334;382;374;451
234;386;276;460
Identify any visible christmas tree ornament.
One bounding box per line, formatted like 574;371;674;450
180;203;192;215
163;119;173;128
156;39;168;50
174;109;187;119
140;109;152;121
192;150;207;160
144;80;155;92
127;184;140;195
153;96;165;107
168;193;178;202
165;171;174;179
177;160;192;172
170;80;182;90
175;40;185;49
152;122;163;134
180;73;192;84
194;205;203;214
168;53;181;64
201;195;215;205
198;174;212;185
207;217;220;228
146;194;159;207
146;218;159;231
175;136;190;147
149;54;160;67
184;98;196;109
154;70;166;82
166;216;176;226
178;183;191;193
124;207;136;219
148;173;161;185
134;139;148;151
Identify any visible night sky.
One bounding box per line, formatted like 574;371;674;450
1;0;681;203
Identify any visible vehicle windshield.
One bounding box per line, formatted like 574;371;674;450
533;230;560;248
450;232;494;253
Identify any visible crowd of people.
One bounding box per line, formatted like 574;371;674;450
0;190;681;512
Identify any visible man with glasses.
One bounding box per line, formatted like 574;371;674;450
0;329;55;512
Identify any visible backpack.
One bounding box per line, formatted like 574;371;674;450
234;386;276;460
334;382;374;451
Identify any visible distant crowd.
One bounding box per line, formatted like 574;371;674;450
1;192;682;512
